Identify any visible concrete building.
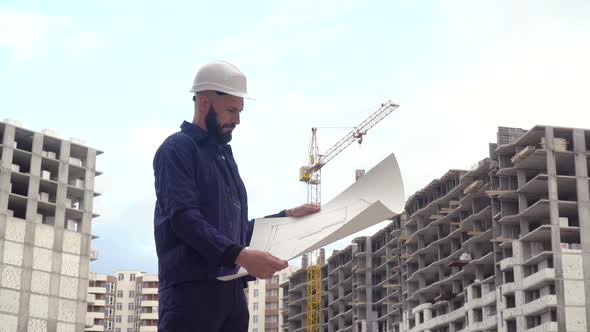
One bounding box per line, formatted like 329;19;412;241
84;270;158;332
246;266;295;332
137;274;158;332
280;250;327;332
86;272;117;331
402;164;496;332
112;270;142;332
489;125;589;332
0;119;101;331
280;125;590;332
281;265;311;332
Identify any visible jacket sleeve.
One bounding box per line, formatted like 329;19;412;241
246;210;287;246
154;139;240;267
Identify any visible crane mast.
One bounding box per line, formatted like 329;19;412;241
300;100;399;332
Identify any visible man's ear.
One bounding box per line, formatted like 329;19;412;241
196;94;211;114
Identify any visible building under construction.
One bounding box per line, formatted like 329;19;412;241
280;125;590;332
0;119;101;331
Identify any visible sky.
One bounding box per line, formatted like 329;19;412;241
1;0;589;275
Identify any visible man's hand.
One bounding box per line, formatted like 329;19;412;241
235;249;288;279
286;204;321;218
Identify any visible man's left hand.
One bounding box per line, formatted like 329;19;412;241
286;204;321;218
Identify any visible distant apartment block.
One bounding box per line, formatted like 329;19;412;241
84;270;158;332
86;272;116;331
246;266;295;332
0;119;101;331
281;125;590;332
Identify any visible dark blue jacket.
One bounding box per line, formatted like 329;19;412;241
153;121;284;288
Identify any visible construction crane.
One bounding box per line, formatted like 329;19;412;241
299;100;399;332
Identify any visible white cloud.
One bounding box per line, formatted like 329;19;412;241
194;0;364;68
128;125;176;155
0;7;105;65
0;8;72;64
65;31;106;59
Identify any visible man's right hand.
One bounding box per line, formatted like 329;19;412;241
235;248;288;279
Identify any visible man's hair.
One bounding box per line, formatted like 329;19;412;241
193;90;228;101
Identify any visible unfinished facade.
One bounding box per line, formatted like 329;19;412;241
0;119;101;331
280;251;326;332
489;125;589;332
281;125;590;332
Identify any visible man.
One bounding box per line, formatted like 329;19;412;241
153;60;320;332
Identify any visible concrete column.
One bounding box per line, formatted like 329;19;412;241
0;128;13;274
17;132;44;331
364;238;374;330
517;170;530;235
2;123;16;152
544;127;567;332
572;129;590;327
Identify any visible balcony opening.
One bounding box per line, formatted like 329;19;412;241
472;285;482;299
9;171;30;196
41;135;61;160
525;289;541;303
69;143;89;168
39;174;58;204
505;295;515;308
452;298;464;310
560;214;579;227
0;122;5;145
68;165;86;189
65;207;82;232
526;315;542;329
504;270;514;283
11;148;32;175
14;127;34;152
473;308;483;323
507;319;517;332
524;264;539;278
37;200;56;225
7;194;27;220
503;248;513;258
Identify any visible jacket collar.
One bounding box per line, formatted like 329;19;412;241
180;121;210;145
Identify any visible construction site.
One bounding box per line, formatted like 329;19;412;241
281;125;590;332
2;113;590;332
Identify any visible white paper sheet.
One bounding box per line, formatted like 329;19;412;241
218;153;405;281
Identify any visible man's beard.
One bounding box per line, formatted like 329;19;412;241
205;105;234;144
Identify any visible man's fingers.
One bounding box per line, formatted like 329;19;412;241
269;253;287;263
269;259;288;271
267;254;288;270
307;205;321;212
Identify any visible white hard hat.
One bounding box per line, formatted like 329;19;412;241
190;60;251;99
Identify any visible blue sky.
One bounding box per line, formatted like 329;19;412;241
1;0;589;275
